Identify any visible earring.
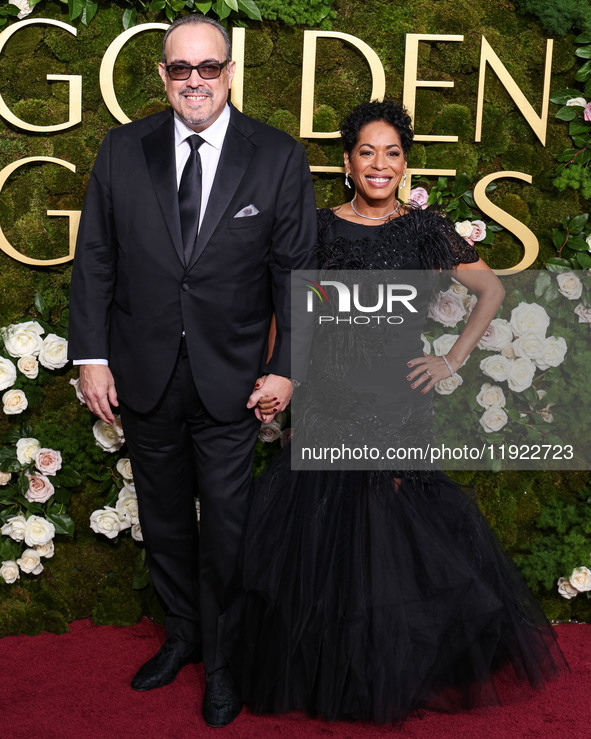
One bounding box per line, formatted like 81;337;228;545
345;172;351;189
401;172;407;188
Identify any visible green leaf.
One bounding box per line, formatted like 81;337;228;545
568;236;590;251
569;120;591;135
450;173;469;197
575;46;591;59
237;0;262;20
569;213;589;234
67;0;85;20
0;537;21;561
484;182;497;194
194;1;212;11
46;511;75;536
81;0;98;25
534;272;552;298
53;486;72;505
575;59;591;82
545;258;574;273
543;282;560;303
54;466;83;488
165;4;175;21
225;0;239;11
34;292;46;315
552;228;565;249
132;549;151;590
555;106;578;121
550;88;587;104
151;0;167;9
576;33;591;44
576;251;591;269
122;8;137;29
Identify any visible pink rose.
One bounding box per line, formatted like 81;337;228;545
470;219;486;242
584;103;591;122
427;291;467;327
408;187;429;209
34;448;62;476
574;303;591;324
25;473;55;504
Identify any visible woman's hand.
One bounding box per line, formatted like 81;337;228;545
406;354;455;394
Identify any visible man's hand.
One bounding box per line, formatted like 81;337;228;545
247;374;292;422
79;364;119;424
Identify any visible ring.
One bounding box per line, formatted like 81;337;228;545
425;369;431;377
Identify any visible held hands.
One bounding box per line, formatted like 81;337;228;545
79;364;119;423
247;374;292;423
406;355;455;395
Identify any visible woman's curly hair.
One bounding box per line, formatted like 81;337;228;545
341;100;414;158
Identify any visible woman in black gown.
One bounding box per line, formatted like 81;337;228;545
236;101;567;724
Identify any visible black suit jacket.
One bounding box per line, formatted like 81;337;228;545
69;106;317;422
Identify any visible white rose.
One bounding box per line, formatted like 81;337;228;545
16;437;40;464
569;566;591;592
258;420;282;443
2;389;27;415
476;383;506;409
116;457;134;481
507;357;536;392
0;560;20;584
131;522;143;542
510;302;550;337
557;576;579;599
420;333;431;354
0;357;17;391
512;332;546;361
17;548;43;575
17;355;39;379
0;470;11;485
1;515;27;541
34;448;62;476
90;507;130;539
566;96;587;107
2;323;43;358
69;377;87;405
480;354;513;382
574;303;591;323
477;318;513;351
479;406;508;433
556;271;583;300
432;334;458;357
434;373;463;395
93;420;125;453
470;219;487;242
35;540;55;558
116;487;139;525
534;336;567;370
24;516;55;547
502;343;517;360
8;0;33;19
25;473;55;504
463;293;478;316
427;292;466;328
454;220;473;238
539;409;554;423
38;334;68;370
447;279;468;297
586;233;591;250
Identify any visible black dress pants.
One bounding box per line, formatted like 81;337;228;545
120;339;260;672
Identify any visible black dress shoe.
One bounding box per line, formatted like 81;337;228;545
202;668;242;728
131;635;202;691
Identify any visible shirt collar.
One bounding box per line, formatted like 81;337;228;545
174;104;231;151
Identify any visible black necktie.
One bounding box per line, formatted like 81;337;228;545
178;134;204;265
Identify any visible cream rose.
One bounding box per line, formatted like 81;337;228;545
116;487;139;525
131;522;143;542
24;516;55;547
447;279;468;297
509;302;550;337
480;354;513;382
17;355;39;379
0;357;17;391
2;389;27;415
470;220;487;242
463;293;478;316
420;333;431;354
569;566;591;592
90;507;130;539
35;540;55;558
434;373;463;395
512;332;546;362
34;448;62;476
432;334;459;357
501;343;517;360
574;303;591;323
477;318;513;351
428;292;466;328
557;576;578;599
476;383;506;409
25;473;55;504
0;470;11;485
0;560;20;584
17;548;43;575
479;406;508;433
1;515;27;541
93;420;125;453
566;96;587;107
454;220;473;238
556;271;583;300
116;458;134;481
535;336;567;371
38;334;68;370
69;377;87;405
8;0;33;19
16;437;40;465
258;420;282;443
507;357;536;393
2;323;44;358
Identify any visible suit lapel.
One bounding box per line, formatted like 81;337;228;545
188;109;256;271
141;113;185;267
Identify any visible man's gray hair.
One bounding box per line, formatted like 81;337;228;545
161;15;231;64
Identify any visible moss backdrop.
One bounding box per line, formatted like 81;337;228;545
0;0;590;634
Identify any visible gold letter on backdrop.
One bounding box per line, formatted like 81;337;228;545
230;27;245;112
403;34;464;143
0;19;82;133
473;171;539;274
475;36;553;145
0;157;80;266
300;30;386;138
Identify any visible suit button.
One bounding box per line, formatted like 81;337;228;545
182;282;189;291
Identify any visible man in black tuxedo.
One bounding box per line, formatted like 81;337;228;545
68;14;316;727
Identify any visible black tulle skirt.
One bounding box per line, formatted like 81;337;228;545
230;451;567;724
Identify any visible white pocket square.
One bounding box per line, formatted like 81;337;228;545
234;204;260;218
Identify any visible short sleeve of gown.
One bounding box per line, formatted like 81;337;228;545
424;210;480;268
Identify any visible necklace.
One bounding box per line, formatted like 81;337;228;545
350;198;400;220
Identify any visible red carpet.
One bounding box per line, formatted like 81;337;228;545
1;619;587;738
